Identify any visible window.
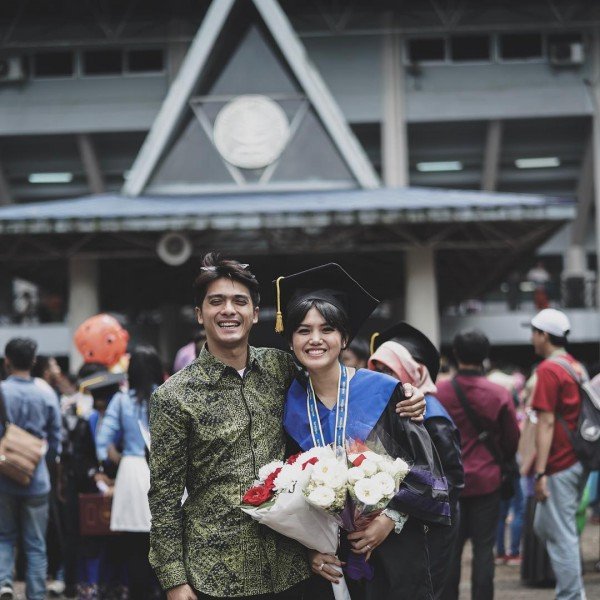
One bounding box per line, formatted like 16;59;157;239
450;35;490;62
500;33;543;60
33;51;73;77
83;50;122;75
127;49;164;73
407;38;445;62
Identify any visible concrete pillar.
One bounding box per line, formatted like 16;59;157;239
0;159;12;205
590;31;600;312
381;21;409;187
77;134;105;194
481;120;503;192
404;247;440;347
381;18;440;346
68;257;99;373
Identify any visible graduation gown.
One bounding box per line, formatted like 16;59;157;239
423;394;464;600
284;369;450;600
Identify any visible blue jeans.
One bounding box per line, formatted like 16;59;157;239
534;462;588;600
0;493;49;600
496;475;525;556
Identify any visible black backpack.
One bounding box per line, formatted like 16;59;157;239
550;357;600;471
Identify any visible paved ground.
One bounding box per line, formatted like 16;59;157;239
11;522;600;599
459;521;600;599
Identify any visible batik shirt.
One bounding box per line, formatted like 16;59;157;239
148;345;310;596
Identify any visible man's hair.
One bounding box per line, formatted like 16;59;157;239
4;337;37;371
192;252;260;307
532;326;567;348
453;328;490;365
283;298;350;344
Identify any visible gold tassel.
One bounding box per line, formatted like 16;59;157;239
275;276;285;333
369;332;380;356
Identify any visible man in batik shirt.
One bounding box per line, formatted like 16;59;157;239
149;254;424;600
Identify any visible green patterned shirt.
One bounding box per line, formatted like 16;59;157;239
148;345;310;596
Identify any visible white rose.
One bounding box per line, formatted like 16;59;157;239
363;451;384;464
303;446;335;463
312;459;348;489
347;466;366;484
389;457;410;480
353;478;384;506
258;460;284;482
371;471;396;497
360;459;378;477
273;463;301;491
307;486;336;509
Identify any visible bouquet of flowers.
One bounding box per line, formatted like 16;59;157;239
303;440;411;581
240;446;341;554
241;447;351;600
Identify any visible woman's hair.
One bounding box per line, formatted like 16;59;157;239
128;345;164;404
283;297;350;344
192;252;260;307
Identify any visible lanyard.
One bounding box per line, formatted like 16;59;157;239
307;364;349;450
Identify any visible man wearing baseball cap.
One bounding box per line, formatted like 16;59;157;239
529;308;588;600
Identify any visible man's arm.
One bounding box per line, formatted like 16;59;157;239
534;410;554;502
148;384;190;591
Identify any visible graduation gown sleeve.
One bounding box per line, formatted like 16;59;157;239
367;385;451;526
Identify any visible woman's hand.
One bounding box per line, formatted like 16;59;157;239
347;514;395;561
308;550;344;584
395;383;426;421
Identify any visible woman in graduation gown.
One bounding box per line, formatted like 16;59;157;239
368;323;464;600
275;264;451;600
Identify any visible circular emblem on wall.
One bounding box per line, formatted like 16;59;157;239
213;95;290;169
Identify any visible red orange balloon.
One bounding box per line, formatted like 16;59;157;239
74;314;129;367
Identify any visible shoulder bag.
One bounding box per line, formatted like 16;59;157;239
451;378;518;500
0;383;46;486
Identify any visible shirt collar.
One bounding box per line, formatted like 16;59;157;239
197;344;263;383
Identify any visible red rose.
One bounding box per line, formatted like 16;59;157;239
352;454;366;467
264;467;282;490
287;452;302;465
302;457;319;470
242;485;273;506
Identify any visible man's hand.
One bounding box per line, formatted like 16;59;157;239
347;514;395;561
167;584;197;600
534;475;550;503
395;384;426;421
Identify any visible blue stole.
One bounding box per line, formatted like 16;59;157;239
284;368;398;451
424;393;454;424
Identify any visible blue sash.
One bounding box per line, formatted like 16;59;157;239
424;393;454;424
284;368;398;451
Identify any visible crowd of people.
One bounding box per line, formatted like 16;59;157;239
0;253;598;600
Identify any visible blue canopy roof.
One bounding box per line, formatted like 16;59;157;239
0;186;574;234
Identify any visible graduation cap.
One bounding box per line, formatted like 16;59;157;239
370;322;440;381
273;263;379;343
79;371;126;394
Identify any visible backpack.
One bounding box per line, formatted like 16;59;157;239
550;357;600;471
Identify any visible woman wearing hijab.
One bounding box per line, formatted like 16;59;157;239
276;264;450;600
368;324;464;600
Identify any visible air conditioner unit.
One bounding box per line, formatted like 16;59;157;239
0;56;25;82
549;42;584;66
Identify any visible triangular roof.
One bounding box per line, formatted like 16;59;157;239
122;0;379;197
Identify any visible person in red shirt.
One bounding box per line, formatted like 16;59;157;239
530;308;588;600
437;329;519;600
